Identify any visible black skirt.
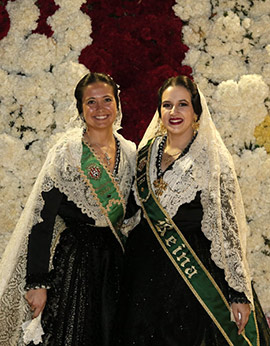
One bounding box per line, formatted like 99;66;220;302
39;223;123;346
113;193;270;346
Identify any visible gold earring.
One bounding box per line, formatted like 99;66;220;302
192;115;200;135
159;122;167;136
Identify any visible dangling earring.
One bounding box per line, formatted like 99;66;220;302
158;122;167;136
192;115;200;135
161;122;167;134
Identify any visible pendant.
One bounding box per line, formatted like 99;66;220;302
153;177;168;196
87;163;102;180
104;152;111;166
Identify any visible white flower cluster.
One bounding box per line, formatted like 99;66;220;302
233;149;270;311
212;74;269;153
0;0;90;258
174;0;270;313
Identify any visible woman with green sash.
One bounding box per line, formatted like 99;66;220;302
114;75;270;345
0;73;137;345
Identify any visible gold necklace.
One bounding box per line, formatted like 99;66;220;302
163;149;182;165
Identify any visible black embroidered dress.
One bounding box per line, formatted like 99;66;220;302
23;133;136;346
114;137;270;346
26;188;124;346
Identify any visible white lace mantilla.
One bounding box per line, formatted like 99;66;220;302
0;127;136;345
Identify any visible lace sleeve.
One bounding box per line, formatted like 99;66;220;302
120;188;141;236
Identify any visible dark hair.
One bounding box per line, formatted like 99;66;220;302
74;72;119;115
157;75;202;118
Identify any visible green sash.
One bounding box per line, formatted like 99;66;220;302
81;141;125;250
136;139;260;346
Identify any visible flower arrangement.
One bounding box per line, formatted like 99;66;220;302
174;0;270;315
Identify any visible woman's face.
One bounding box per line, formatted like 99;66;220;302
161;85;196;139
82;82;117;131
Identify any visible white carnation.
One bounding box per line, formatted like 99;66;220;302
207;56;247;83
0;38;24;72
213;80;242;118
238;74;269;108
183;50;202;68
249;15;270;46
182;26;202;47
49;9;92;56
22;102;55;130
212;75;268;152
0;134;25;170
54;0;87;10
250;0;270;18
209;11;245;43
18;35;57;74
173;0;211;21
6;0;39;37
52;61;89;102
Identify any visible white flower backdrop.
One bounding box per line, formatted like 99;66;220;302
173;0;270;316
0;0;270;317
0;0;90;256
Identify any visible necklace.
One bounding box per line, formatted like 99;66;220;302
84;134;121;176
92;141;112;167
163;148;182;165
153;134;196;197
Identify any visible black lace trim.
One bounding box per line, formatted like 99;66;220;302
25;272;51;291
228;287;250;304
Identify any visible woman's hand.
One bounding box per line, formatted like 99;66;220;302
25;288;47;318
231;302;251;335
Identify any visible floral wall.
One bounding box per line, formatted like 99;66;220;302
0;0;270;319
173;0;270;318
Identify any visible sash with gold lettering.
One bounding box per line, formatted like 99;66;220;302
81;142;125;250
136;139;259;346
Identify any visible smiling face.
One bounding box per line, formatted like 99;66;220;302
82;82;117;131
161;85;196;140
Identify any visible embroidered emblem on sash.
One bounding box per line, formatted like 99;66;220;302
87;164;102;180
137;157;147;172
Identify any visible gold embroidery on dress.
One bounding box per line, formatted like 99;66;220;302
153;177;168;196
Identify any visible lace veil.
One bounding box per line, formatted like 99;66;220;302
139;88;253;306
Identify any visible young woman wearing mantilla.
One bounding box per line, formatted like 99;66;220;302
114;75;270;346
0;72;137;346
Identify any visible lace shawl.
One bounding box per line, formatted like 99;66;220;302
138;89;253;307
0;127;136;345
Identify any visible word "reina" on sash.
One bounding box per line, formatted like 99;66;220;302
156;218;197;280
